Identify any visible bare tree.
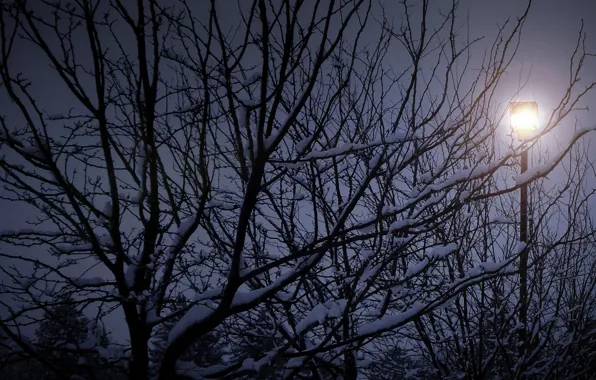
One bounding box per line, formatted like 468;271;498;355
1;0;596;379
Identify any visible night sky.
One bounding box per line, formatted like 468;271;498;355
1;0;596;364
2;0;595;232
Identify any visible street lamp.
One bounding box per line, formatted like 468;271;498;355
511;101;539;140
510;101;538;356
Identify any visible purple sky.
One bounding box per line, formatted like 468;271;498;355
1;0;596;338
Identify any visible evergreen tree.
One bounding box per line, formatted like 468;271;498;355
32;297;122;379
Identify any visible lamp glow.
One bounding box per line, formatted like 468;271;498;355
510;101;538;140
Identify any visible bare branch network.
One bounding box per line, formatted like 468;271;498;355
1;0;596;379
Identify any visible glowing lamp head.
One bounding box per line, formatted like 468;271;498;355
510;101;538;140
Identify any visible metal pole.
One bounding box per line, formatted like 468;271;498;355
519;148;529;353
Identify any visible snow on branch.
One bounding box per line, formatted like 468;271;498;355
295;299;347;334
168;300;217;344
357;302;425;336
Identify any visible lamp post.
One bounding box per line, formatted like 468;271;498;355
510;101;538;355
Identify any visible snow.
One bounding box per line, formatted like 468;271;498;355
168;300;217;344
95;232;114;247
102;201;112;219
295;191;307;200
231;263;304;307
302;135;408;161
231;286;271;307
368;153;382;168
174;361;233;378
419;194;442;210
96;344;125;360
388;218;416;235
478;260;505;273
490;215;513;224
193;288;222;302
264;129;280;150
124;262;137;289
303;143;364;160
130;190;143;204
295;299;347;334
176;102;201;113
381;205;400;214
419;171;433;183
467;266;482;278
238;252;249;277
277;162;305;170
242;357;255;370
429;243;458;258
146;307;158;325
516;241;527;254
513;162;553;185
296;304;327;334
276;290;293;301
21;145;43;158
360;264;379;284
438;160;501;189
405;258;429;277
171;215;197;247
361;249;374;261
296;137;311;154
253;350;277;372
357;302;424;335
54;243;93;253
373;133;408;145
407;187;421;199
286;357;304;368
328;299;347;317
459;191;471;202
